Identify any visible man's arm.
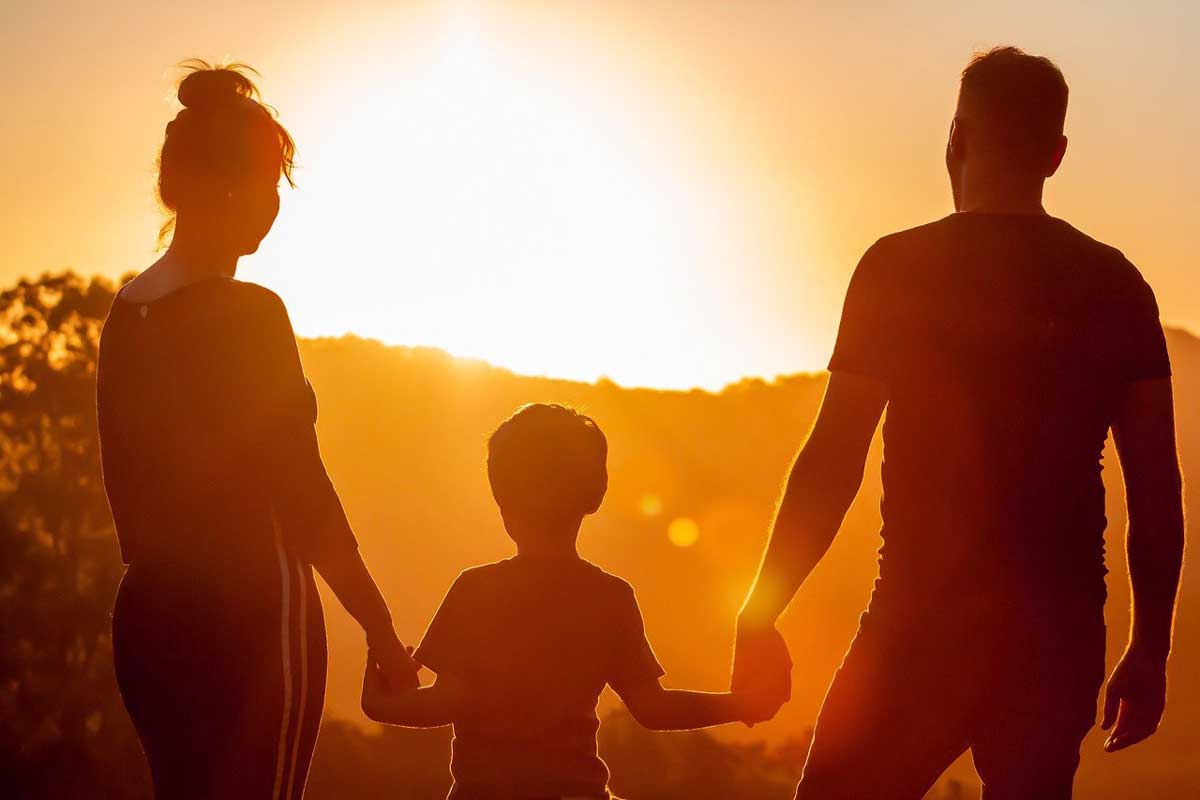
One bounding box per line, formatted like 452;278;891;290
738;371;887;627
1102;377;1184;752
731;371;886;714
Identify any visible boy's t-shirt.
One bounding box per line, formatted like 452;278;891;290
414;554;665;799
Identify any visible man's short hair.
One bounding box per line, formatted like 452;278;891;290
487;403;608;519
957;46;1069;170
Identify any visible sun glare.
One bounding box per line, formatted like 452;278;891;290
667;517;700;548
254;9;782;390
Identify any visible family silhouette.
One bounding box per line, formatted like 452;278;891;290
97;49;1183;800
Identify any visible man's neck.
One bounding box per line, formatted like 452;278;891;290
956;169;1048;216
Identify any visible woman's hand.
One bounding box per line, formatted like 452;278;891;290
360;654;390;720
367;633;420;692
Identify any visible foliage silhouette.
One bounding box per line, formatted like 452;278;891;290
3;272;1199;798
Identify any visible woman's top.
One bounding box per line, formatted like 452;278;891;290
97;277;357;572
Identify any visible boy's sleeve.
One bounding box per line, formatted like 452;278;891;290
606;582;666;695
414;574;478;676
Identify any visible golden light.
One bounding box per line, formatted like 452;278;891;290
667;517;700;548
639;493;663;517
252;7;793;390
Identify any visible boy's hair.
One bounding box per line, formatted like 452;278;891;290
487;403;608;519
957;46;1069;171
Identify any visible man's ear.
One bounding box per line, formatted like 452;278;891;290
1045;134;1068;177
946;117;966;163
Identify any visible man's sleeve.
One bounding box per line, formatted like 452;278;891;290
606;582;666;695
413;574;477;677
827;241;901;382
1116;269;1171;383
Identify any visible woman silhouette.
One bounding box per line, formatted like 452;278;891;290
97;62;418;799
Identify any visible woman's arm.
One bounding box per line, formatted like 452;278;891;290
252;290;418;688
361;659;465;728
314;548;418;689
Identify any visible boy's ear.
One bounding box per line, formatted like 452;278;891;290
583;469;608;515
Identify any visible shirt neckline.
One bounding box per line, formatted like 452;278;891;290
116;274;233;307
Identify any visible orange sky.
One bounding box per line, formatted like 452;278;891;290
4;0;1197;389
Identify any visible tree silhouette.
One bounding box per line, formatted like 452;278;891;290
2;271;1195;799
0;273;149;797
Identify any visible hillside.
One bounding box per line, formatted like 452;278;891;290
298;328;1200;799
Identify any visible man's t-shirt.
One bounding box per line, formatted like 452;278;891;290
829;212;1170;612
413;555;665;800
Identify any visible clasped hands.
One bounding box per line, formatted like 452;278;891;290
731;616;793;727
366;629;421;692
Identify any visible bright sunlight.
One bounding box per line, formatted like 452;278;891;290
254;9;791;390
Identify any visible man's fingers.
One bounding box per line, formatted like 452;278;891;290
1104;701;1162;753
1100;684;1121;730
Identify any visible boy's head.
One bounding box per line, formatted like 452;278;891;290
487;404;608;530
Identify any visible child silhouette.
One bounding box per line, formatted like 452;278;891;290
362;403;785;799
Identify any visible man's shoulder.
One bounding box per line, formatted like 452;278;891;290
854;216;959;277
1048;218;1143;277
872;215;959;248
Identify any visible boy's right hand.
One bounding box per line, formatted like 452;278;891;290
368;631;421;692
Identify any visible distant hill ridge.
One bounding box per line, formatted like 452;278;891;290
294;325;1200;798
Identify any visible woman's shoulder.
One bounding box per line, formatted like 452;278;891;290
224;279;286;312
214;280;295;337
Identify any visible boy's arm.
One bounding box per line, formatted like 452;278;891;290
361;657;466;728
613;675;774;732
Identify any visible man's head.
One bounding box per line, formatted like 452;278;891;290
487;403;608;539
947;47;1069;207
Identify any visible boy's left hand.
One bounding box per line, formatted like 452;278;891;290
733;680;788;725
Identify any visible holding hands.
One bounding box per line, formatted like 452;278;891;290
360;645;412;720
731;616;793;726
367;630;421;692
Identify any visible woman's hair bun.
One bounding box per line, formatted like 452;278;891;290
177;60;259;111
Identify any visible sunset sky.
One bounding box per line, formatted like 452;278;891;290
4;0;1197;389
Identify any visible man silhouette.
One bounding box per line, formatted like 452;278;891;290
734;47;1184;799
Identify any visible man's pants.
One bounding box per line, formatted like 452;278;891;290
796;597;1106;800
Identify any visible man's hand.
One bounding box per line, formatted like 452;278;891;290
368;632;421;692
1101;646;1168;752
732;617;792;727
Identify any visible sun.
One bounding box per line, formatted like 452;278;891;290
252;9;777;390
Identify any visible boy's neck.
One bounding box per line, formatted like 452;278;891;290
508;514;584;560
515;539;580;560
